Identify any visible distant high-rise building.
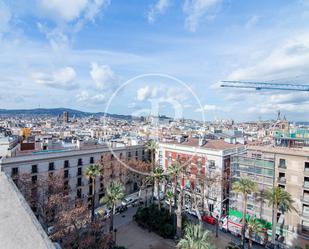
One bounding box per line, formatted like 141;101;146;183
63;111;69;123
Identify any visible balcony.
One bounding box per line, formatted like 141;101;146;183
304;168;309;177
302;211;309;220
278;164;286;170
304;181;309;189
301;195;309;205
277;177;286;184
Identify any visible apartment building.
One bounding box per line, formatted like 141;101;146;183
231;145;309;247
0;140;146;211
157;136;244;217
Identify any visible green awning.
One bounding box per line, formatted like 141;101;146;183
228;208;272;229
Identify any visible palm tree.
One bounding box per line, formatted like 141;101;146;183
145;140;158;168
145;173;155;205
85;164;102;221
100;181;125;232
168;161;182;211
247;217;262;249
152;166;165;210
175;167;185;238
232;177;258;248
264;186;296;246
177;223;215;249
166;190;174;215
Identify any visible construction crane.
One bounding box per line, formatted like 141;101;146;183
220;80;309;91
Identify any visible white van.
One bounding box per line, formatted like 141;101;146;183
122;191;140;207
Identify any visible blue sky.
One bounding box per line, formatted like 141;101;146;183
0;0;309;121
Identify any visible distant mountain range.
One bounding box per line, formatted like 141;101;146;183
0;108;133;120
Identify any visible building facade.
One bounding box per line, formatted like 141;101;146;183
231;145;309;247
0;144;146;211
157;138;244;217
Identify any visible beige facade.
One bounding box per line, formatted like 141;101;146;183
232;145;309;247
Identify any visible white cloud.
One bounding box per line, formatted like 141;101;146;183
39;0;88;22
228;34;309;80
147;0;171;23
76;90;106;104
39;0;111;23
0;1;11;35
137;86;151;101
183;0;221;32
31;67;77;89
90;63;118;90
195;104;223;112
37;23;70;50
37;0;111;49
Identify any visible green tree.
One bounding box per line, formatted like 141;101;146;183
264;186;296;246
145;140;158;168
152;166;165;210
168;161;182;210
247;217;262;249
166;190;174;216
100;182;125;232
85;164;102;221
177;223;215;249
232;177;258;248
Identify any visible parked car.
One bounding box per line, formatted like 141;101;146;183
184;207;198;217
115;205;127;214
94;205;111;219
122;191;140;207
202;215;216;225
122;197;139;207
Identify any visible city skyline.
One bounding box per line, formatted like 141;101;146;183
0;0;309;121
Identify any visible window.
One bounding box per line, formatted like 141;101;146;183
88;186;92;195
209;160;216;169
77;189;82;199
31;165;38;174
32;175;37;184
64;160;69;168
119;153;123;159
142;150;145;155
64;170;69;178
209;204;214;212
64;180;69;190
77;177;82;186
77;167;82;176
11;167;18;176
78;158;83;166
279;158;286;168
89;157;94;164
48;162;55;171
305;162;309;172
135;151;138;157
128;152;131;158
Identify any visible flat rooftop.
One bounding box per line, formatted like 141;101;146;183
0;172;55;249
161;138;242;150
247;145;309;157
